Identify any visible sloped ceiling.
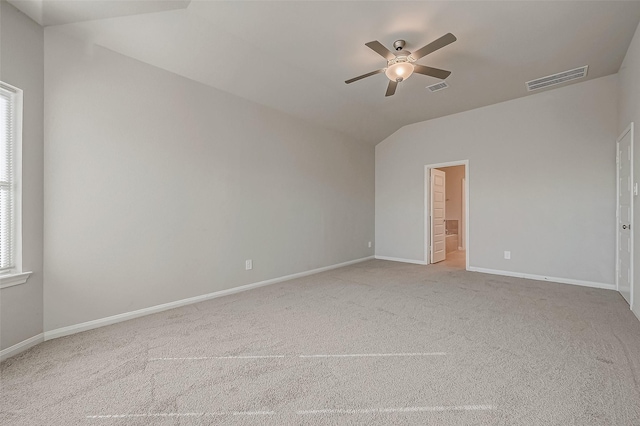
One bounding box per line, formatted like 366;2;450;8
11;0;640;144
7;0;190;26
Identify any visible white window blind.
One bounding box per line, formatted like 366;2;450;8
0;83;17;274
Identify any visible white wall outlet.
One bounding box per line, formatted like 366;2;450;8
368;241;372;248
504;251;511;260
245;259;252;270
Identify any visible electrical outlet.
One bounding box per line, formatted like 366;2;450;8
504;251;511;260
245;259;252;270
368;241;372;248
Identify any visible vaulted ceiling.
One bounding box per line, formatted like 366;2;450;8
10;0;640;144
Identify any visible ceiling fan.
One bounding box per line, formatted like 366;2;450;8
345;33;457;97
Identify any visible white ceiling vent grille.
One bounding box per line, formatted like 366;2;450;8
526;66;588;91
427;81;449;92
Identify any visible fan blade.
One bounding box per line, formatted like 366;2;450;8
411;33;457;60
365;40;396;61
385;80;398;97
345;69;385;84
413;64;451;80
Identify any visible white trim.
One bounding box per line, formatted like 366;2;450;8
0;333;43;362
633;308;640;323
468;266;615;290
615;122;634;310
424;160;470;270
374;255;427;265
0;271;32;289
44;256;374;341
15;85;24;275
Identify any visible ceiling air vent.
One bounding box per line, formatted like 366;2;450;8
427;81;449;92
526;66;588;91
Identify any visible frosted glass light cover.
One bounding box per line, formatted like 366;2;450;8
385;62;414;81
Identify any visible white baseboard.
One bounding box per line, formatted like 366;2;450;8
1;333;44;362
467;266;615;291
633;307;640;323
374;255;427;265
44;256;374;341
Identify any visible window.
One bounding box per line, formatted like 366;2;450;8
0;81;29;288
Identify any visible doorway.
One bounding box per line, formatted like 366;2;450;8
425;161;469;269
616;123;634;308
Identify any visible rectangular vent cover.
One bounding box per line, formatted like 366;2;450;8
526;66;588;91
427;81;449;92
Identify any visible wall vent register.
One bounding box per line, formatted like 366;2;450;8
525;66;588;91
427;81;449;92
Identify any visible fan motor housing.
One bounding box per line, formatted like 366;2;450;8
387;52;414;66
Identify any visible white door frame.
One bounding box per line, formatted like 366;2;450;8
424;160;469;270
616;122;634;309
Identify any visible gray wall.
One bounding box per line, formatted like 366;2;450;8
376;75;618;286
0;1;44;350
43;29;374;332
618;20;640;319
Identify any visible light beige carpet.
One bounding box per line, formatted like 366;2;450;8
2;258;640;425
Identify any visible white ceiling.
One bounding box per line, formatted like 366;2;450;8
8;0;191;26
11;1;640;144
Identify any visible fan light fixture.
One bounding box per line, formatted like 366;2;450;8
385;62;414;82
345;34;456;97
